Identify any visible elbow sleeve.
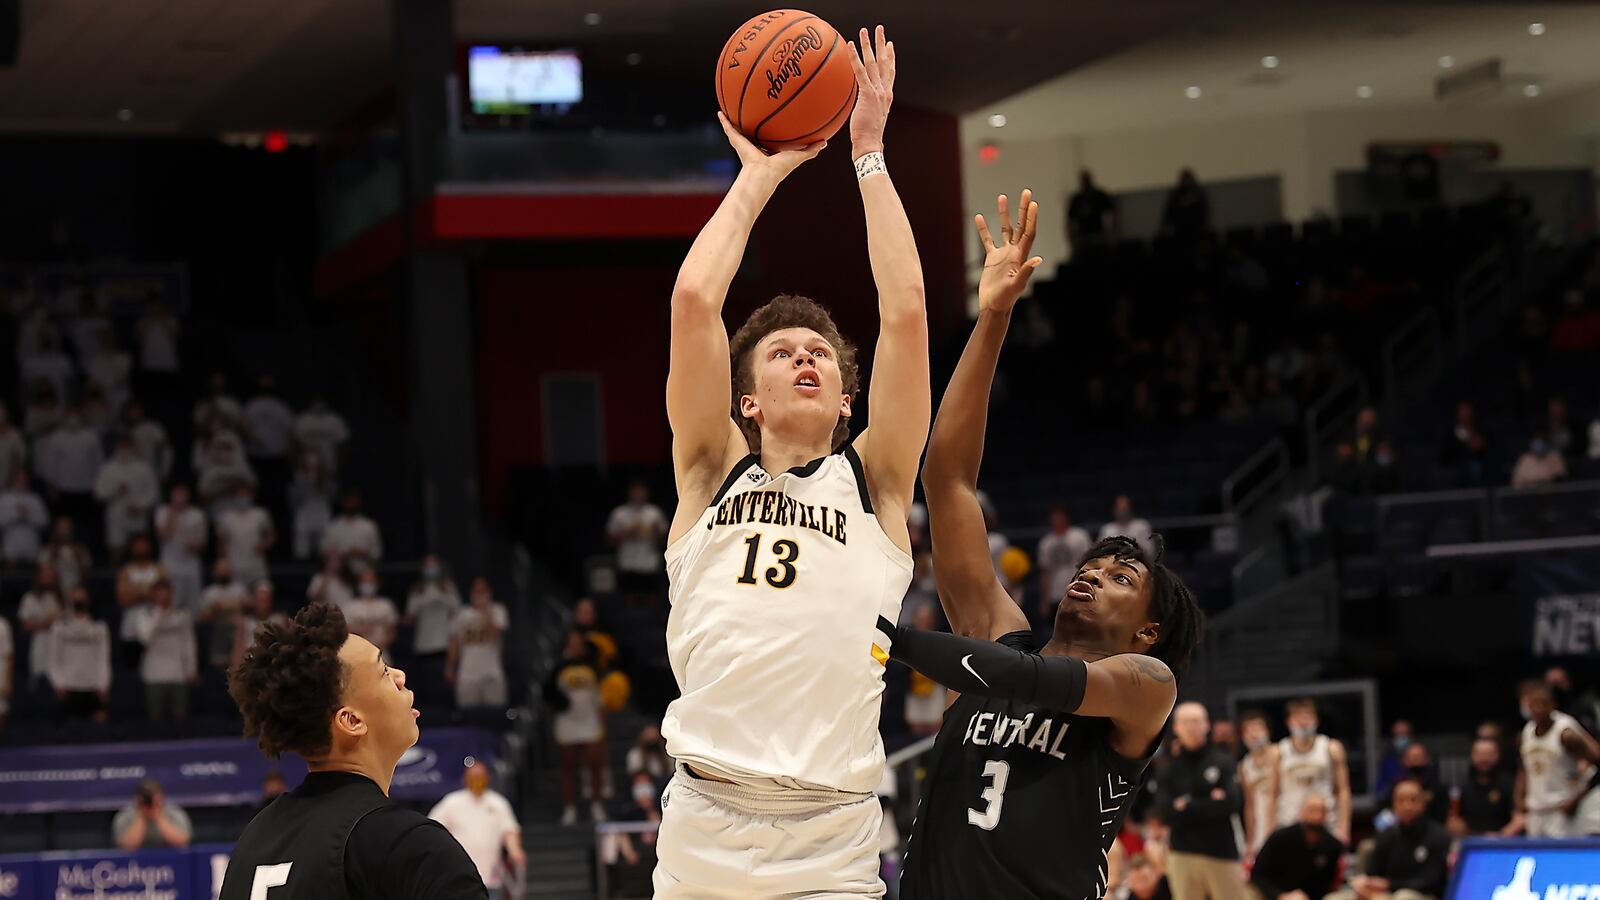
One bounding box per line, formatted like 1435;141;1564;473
889;627;1086;712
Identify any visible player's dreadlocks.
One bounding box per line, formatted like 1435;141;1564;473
1078;534;1205;678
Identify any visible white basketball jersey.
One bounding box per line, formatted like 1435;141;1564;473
1275;735;1336;828
1240;750;1275;852
1521;712;1586;813
661;446;911;795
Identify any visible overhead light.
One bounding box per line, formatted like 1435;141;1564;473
1524;84;1541;97
1356;85;1373;99
1184;85;1202;99
1528;22;1546;36
583;11;602;25
1261;55;1280;69
1437;55;1455;69
625;52;643;66
116;108;134;122
988;113;1007;128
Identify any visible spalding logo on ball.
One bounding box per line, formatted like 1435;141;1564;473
716;9;857;151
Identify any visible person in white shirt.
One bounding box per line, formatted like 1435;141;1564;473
197;559;249;671
123;400;173;481
215;485;276;586
606;480;668;598
1511;432;1568;488
626;723;673;784
18;565;63;693
95;434;160;559
38;516;92;593
154;484;207;616
36;409;104;548
20;330;76;407
81;386;117;442
321;491;383;568
1036;504;1093;612
292;398;350;473
84;329;133;415
1099;494;1155;558
0;470;49;566
49;588;111;722
22;386;63;448
429;762;527;900
135;299;181;375
136;579;196;724
405;554;462;662
195;428;256;516
546;629;606;825
230;580;288;673
193;372;244;435
0;402;27;489
306;552;355;610
115;536;166;669
242;375;295;508
344;569;399;656
449;577;509;710
288;448;336;558
0;612;12;733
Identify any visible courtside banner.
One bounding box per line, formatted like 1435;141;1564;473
1447;839;1600;900
0;844;232;900
1522;554;1600;659
0;728;494;813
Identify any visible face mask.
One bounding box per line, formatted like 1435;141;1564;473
360;583;376;597
1531;440;1549;455
1290;724;1318;740
1393;735;1411;752
1520;703;1534;721
424;565;442;580
1245;735;1269;751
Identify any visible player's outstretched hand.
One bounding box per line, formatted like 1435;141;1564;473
717;112;825;180
975;189;1044;315
847;25;894;156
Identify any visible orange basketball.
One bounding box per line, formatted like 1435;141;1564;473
715;9;857;152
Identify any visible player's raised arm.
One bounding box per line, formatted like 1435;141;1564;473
846;26;928;540
919;190;1042;640
667;118;824;521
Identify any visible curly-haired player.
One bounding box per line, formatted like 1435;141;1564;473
219;602;486;900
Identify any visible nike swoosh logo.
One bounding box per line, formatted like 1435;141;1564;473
960;654;990;688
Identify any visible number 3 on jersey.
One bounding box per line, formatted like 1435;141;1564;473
735;534;799;589
967;760;1010;831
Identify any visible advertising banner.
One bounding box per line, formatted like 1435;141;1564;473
1523;555;1600;659
1448;840;1600;900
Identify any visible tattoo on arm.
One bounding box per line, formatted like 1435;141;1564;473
1121;655;1174;687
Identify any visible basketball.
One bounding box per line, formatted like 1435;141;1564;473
715;9;857;152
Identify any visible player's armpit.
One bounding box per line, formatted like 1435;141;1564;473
1076;654;1177;736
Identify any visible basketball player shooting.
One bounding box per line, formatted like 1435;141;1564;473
887;193;1204;899
654;25;927;899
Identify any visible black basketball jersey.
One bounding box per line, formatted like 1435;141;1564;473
900;631;1155;900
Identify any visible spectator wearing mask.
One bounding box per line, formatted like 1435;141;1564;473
626;723;672;784
155;484;207;615
288;448;336;558
113;779;192;850
215;484;275;586
307;553;355;610
1067;169;1118;255
404;554;463;685
1517;679;1600;838
38;516;92;593
1161;169;1210;243
1326;780;1449;900
95;433;160;560
293;398;350;473
0;469;49;567
344;570;399;657
115;535;166;669
193;372;244;435
1249;794;1343;900
1158;702;1245;900
1375;720;1414;801
1387;742;1448;824
48;587;111;722
449;577;509;709
230;580;288;672
902;604;948;738
136;579;196;724
196;427;256;514
1036;504;1091;609
322;491;383;568
18;564;62;693
35;408;103;546
198;559;248;671
428;762;526;900
1099;495;1154;558
123;400;173;480
241;374;295;512
1239;709;1280;858
0;402;27;489
1275;697;1352;846
546;630;607;826
605;479;668;601
1453;737;1520;837
1511;431;1567;488
1440;401;1491;487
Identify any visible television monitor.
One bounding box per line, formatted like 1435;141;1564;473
1446;839;1600;900
468;47;581;114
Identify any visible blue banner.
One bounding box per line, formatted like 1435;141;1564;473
1449;839;1600;900
0;844;232;900
0;728;495;813
1521;555;1600;659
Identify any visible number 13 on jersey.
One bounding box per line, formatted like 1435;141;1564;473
735;534;800;589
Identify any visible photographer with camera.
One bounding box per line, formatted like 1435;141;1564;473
113;778;193;849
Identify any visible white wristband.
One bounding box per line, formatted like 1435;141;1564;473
854;151;887;181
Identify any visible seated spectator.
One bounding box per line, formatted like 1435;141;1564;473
198;559;248;671
1327;780;1449;900
1374;720;1413;800
231;580;288;673
38;516;92;593
307;553;355;610
0;469;49;567
18;565;62;693
625;723;672;783
195;426;257;514
545;630;607;826
344;569;399;657
1386;741;1448;824
155;483;208;615
123;400;173;480
428;761;526;899
1546;397;1585;463
216;484;275;585
193;371;244;435
0;402;27;487
36;408;103;545
113;779;192;850
1452;737;1519;837
242;374;295;507
95;433;160;560
254;769;287;816
903;605;948;738
1036;504;1092;609
293;397;350;473
322;491;383;568
137;579;196;724
1250;794;1343;900
606;479;668;602
449;577;508;709
289;448;336;558
572;596;618;671
1122;853;1172;900
1511;431;1567;488
1440;401;1491;487
1099;495;1153;557
405;554;462;664
115;535;166;669
48;587;110;722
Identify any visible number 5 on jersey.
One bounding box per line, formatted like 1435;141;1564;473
736;534;799;589
251;863;292;899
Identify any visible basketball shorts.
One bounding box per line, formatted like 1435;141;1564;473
1526;808;1576;838
653;765;885;899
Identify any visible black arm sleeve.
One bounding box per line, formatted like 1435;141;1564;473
889;626;1087;712
346;807;487;900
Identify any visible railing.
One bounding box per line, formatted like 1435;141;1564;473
1453;245;1508;356
1221;437;1291;515
1380;306;1443;425
1303;374;1369;486
1490;479;1600;531
1194;563;1338;710
1375;487;1492;543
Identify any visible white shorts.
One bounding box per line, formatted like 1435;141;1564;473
1526;809;1576;838
653;767;885;899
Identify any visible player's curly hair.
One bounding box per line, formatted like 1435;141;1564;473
1077;534;1205;678
727;294;860;453
227;601;350;760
